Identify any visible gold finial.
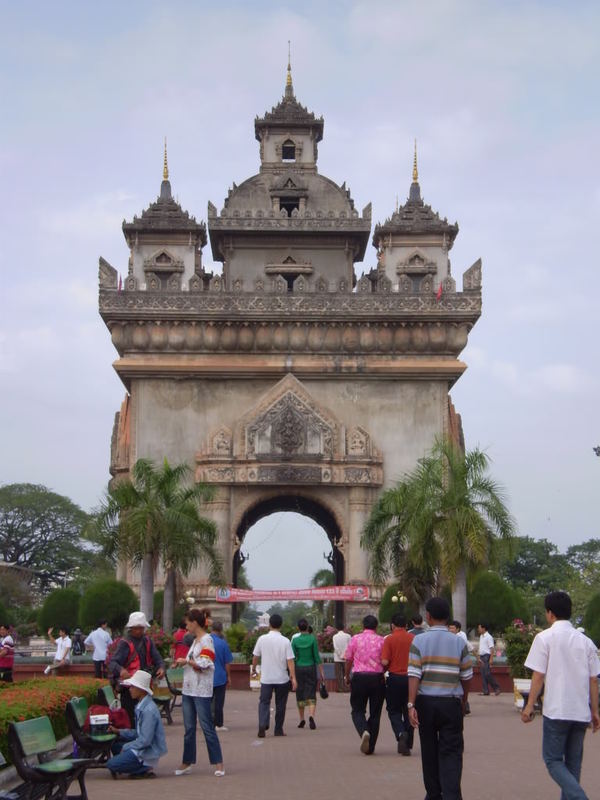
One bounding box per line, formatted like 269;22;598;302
163;137;169;180
412;138;418;182
286;40;292;89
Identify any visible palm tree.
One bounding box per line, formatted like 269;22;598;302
362;437;515;627
92;458;223;623
310;567;335;626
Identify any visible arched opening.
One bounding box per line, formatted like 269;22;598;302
281;139;296;162
233;495;344;628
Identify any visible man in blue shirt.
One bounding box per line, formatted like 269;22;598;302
106;670;167;778
211;620;233;730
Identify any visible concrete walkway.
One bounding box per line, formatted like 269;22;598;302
81;691;599;800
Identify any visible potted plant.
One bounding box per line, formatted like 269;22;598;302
503;619;539;708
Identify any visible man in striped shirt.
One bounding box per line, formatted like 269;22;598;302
407;597;473;800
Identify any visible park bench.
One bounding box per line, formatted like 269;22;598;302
7;717;93;800
96;685;117;708
165;667;184;711
151;678;173;725
65;698;116;765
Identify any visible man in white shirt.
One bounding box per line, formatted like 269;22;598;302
251;614;297;738
522;591;600;800
477;622;500;696
84;619;113;677
44;626;72;674
332;627;352;692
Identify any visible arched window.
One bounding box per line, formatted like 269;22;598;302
282;139;296;162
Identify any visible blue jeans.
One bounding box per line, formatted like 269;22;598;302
106;741;150;776
182;694;223;765
542;716;589;800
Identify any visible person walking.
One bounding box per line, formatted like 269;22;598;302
408;614;426;636
0;624;15;682
174;607;224;777
477;622;501;696
106;670;167;778
408;597;473;800
381;613;414;755
43;627;72;675
211;620;233;731
292;619;325;730
108;612;165;726
343;614;385;755
521;590;600;800
332;626;351;693
84;620;113;678
251;613;297;738
172;617;190;661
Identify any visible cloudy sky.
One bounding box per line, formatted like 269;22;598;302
1;1;598;590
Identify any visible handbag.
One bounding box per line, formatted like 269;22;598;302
319;681;329;699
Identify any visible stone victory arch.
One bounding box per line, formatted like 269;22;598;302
99;64;482;621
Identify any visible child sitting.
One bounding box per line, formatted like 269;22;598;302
106;670;167;778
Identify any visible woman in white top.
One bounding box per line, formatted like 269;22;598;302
174;608;224;777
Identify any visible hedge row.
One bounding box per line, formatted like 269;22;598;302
0;677;105;766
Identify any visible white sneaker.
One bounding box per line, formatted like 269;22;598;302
174;767;191;776
43;666;51;675
215;726;228;731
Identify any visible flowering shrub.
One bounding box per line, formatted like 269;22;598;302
0;677;103;767
504;619;540;678
317;626;336;653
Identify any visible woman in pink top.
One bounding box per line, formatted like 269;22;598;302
343;615;385;755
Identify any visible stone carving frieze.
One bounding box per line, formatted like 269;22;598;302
195;374;383;487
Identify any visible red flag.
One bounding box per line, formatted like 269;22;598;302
436;282;443;302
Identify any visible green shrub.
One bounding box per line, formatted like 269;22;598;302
583;592;600;646
38;589;80;633
0;677;103;765
467;572;523;632
0;599;11;626
378;583;417;624
79;579;137;634
153;591;164;624
503;619;539;678
241;628;268;663
225;622;247;652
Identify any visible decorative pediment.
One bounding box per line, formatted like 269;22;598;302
143;249;184;274
195;375;383;487
396;248;437;275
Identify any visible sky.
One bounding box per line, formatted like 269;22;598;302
1;1;599;591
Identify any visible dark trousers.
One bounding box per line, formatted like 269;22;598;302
258;682;289;733
479;654;500;694
0;668;13;683
386;673;413;748
212;683;227;727
350;672;386;753
334;661;348;692
416;695;464;800
93;660;106;679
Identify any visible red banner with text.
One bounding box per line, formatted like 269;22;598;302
215;585;370;603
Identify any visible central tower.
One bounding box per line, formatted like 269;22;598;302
99;63;482;624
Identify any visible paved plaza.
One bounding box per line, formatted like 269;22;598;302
80;690;599;800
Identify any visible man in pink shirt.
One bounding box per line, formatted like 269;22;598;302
344;614;385;755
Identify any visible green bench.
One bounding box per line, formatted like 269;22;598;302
96;685;117;709
7;717;92;800
65;697;116;764
165;667;184;711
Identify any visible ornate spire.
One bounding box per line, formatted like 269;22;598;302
409;139;421;202
412;138;418;183
163;137;169;180
285;40;294;98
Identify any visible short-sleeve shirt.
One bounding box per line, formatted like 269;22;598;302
183;634;215;698
344;629;385;673
478;631;494;656
211;633;233;687
55;636;72;662
382;628;414;674
525;620;600;722
84;627;112;661
0;634;15;668
332;630;351;662
408;625;473;697
253;630;295;684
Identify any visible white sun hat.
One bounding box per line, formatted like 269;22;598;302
125;611;150;629
122;669;153;695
